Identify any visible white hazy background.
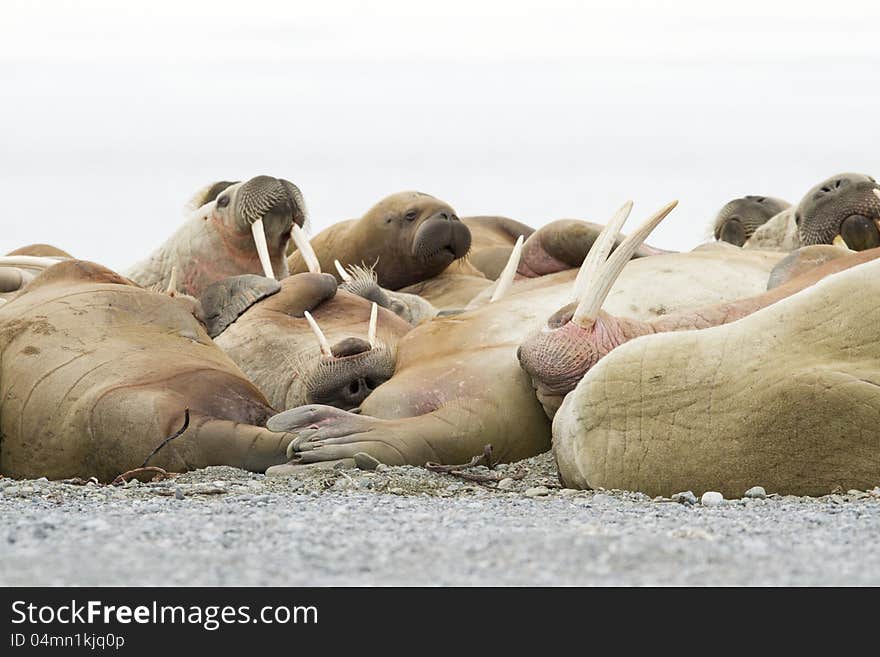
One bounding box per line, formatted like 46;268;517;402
2;0;879;271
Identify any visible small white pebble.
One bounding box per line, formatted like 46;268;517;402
525;486;550;498
743;486;766;499
701;491;724;506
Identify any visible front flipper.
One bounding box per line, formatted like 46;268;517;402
264;397;552;475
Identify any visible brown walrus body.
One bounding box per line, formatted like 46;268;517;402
0;260;296;481
288;192;471;291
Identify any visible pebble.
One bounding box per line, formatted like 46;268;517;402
174;487;184;500
497;478;516;490
559;488;580;497
672;491;698;505
388;487;405;495
701;491;724;506
744;486;766;499
287;478;304;491
354;452;381;471
525;486;550;498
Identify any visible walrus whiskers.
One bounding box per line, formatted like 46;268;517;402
489;234;525;303
250;218;276;279
368;302;378;348
292;224;321;274
571;201;633;303
572;200;678;328
304;310;334;357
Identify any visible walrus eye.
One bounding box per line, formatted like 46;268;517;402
839;214;880;251
404;210;418;222
217;195;230;208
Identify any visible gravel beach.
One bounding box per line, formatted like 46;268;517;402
2;453;879;586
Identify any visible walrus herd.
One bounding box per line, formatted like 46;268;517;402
2;171;879;497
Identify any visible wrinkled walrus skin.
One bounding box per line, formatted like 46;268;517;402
553;257;880;498
0;261;296;481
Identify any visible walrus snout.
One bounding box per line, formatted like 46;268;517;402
235;175;307;229
714;196;791;247
411;211;472;263
305;343;396;410
797;173;880;249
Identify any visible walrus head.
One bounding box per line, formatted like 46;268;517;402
203;273;408;412
795;173;880;250
518;201;678;416
713;196;791;246
190;175;307;280
361;192;472;289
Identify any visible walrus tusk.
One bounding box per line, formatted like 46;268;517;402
304;310;333;357
292;224;321;274
572;200;678;327
166;265;179;296
250;218;276;279
571;201;633;303
368;301;378;348
334;260;353;282
832;235;852;251
0;255;64;269
490;235;525;303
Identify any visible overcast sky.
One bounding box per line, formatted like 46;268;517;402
2;0;879;270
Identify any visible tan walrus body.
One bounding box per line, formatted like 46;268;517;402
0;260;295;481
554;254;880;497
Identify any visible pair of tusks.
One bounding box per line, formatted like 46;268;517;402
570;199;678;328
304;302;378;358
250;218;322;280
832;189;880;251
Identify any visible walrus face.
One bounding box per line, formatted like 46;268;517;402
197;176;307;279
713;196;791;246
796;173;880;250
205;273;408;412
517;201;678;416
366;192;471;287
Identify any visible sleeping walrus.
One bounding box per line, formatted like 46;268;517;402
0;260;298;481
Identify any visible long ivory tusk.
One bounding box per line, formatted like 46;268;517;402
334;260;353;282
490;235;525;303
571;201;633;303
166;265;179;295
304;311;333;357
291;224;321;274
572;200;678;327
368;302;378;348
250;218;275;279
0;256;64;269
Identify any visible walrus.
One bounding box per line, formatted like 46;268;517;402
128;176;306;297
262;201;786;472
204;272;412;411
517;204;880;418
746;173;880;251
712;195;791;246
0;260;297;481
287;191;471;291
553;254;880;497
